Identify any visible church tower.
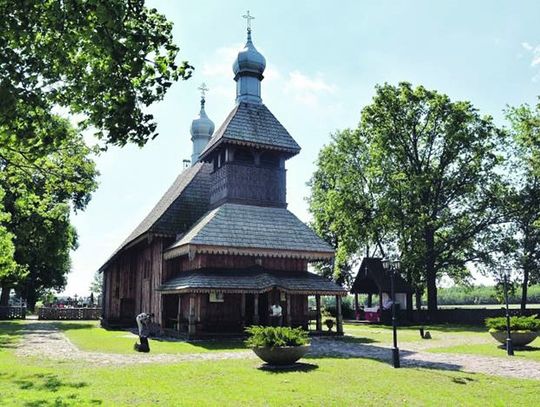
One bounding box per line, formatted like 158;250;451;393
198;14;300;208
190;83;215;165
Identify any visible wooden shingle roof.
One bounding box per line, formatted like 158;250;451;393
99;163;212;270
351;258;414;294
158;267;347;295
164;203;335;260
199;102;301;160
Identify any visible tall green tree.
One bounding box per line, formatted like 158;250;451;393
506;100;540;311
0;188;19;305
0;0;186;307
1;0;192;151
0;116;98;309
309;83;507;312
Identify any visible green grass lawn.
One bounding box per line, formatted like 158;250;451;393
57;321;247;354
0;348;539;406
344;321;540;362
428;341;540;361
1;320;539;405
343;322;485;344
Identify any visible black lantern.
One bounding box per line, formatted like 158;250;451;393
382;258;401;368
503;272;514;356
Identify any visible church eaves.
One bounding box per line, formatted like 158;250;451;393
163;203;334;261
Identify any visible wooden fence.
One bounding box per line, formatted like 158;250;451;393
0;306;26;320
38;307;101;320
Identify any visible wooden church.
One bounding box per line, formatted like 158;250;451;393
99;18;346;337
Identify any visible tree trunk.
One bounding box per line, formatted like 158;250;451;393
415;290;422;310
26;290;37;312
426;271;437;313
0;285;10;306
521;266;529;313
425;227;438;314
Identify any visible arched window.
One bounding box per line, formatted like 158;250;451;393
260;152;280;168
233;148;254;165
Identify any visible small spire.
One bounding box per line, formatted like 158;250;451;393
190;83;214;165
242;10;255;33
198;82;209;108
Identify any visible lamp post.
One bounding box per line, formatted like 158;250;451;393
382;258;401;368
503;272;514;356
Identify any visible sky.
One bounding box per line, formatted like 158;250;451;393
64;0;540;296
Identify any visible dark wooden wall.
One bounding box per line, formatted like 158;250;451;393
209;162;286;208
162;292;308;333
103;237;165;325
177;254;308;273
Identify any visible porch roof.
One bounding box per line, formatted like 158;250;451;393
157;267;347;296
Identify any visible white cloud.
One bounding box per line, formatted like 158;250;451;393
521;41;540;67
201;44;242;78
283;71;337;106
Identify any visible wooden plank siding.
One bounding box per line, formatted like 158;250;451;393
178;254;308;272
103;237;165;325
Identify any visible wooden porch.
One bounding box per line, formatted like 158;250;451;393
161;291;344;338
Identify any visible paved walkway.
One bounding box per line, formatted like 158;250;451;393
14;322;540;380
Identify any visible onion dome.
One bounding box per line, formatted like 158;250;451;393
232;29;266;79
190;97;215;138
191;83;214;164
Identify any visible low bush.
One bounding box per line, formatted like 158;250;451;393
245;326;309;348
485;315;540;332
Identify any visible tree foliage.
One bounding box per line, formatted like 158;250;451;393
505;100;540;310
0;0;192;150
89;270;103;296
0;116;98;308
309;83;507;312
0;0;185;307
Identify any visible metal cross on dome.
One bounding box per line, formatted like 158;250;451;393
198;83;209;99
242;10;255;31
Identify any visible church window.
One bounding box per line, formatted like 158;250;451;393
260;152;280;168
209;291;224;302
233;148;254;164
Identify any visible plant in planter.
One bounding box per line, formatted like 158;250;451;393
485;315;540;347
324;318;334;332
245;326;310;366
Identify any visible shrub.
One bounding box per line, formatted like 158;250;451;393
485;315;540;332
245;326;309;348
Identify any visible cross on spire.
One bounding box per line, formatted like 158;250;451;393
242;10;255;32
198;82;209;99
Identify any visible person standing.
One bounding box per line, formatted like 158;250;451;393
134;312;153;352
269;303;282;327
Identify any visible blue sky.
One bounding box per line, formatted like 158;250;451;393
64;0;540;295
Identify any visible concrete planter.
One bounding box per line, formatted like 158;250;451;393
489;330;538;347
252;345;310;365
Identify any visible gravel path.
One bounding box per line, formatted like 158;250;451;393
15;322;254;366
310;337;540;380
14;321;540;380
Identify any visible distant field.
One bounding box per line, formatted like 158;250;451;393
434;304;540;310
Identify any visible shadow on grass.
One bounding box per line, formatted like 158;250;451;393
13;373;88;392
337;336;377;345
5;372;101;407
52;322;97;332
305;339;471;374
257;362;319;373
451;376;476;385
167;338;248;351
0;321;24;349
496;344;540;352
